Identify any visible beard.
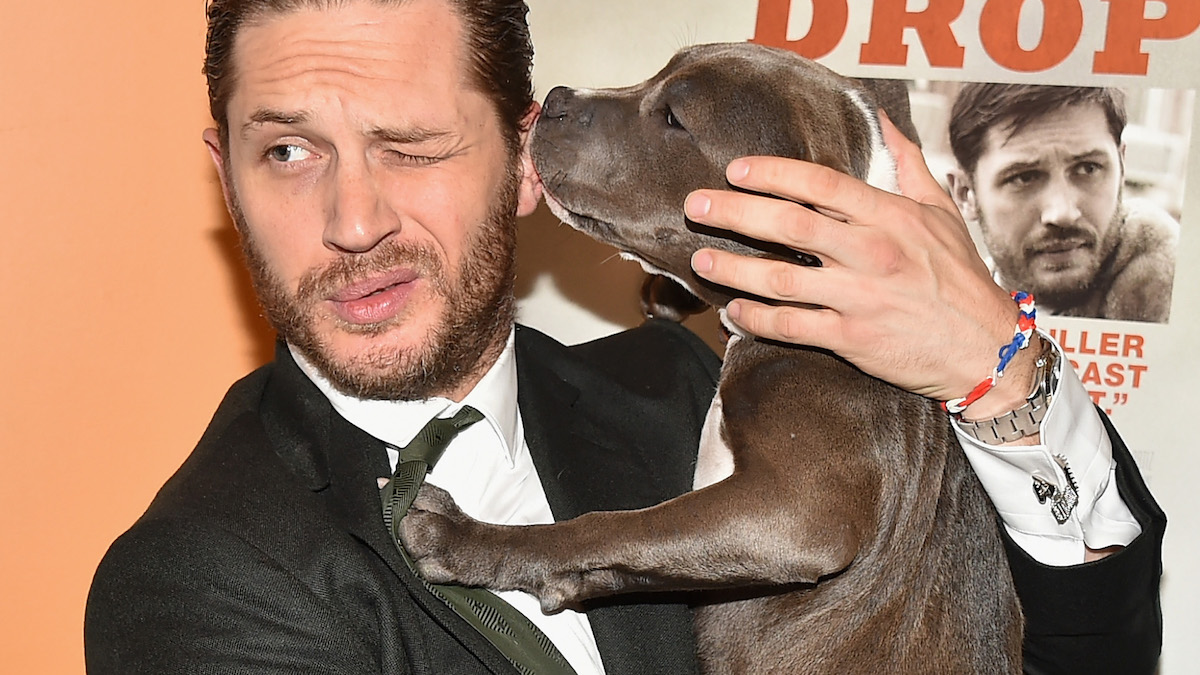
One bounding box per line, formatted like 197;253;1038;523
982;195;1123;311
231;165;520;401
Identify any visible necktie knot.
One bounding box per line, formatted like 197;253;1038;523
399;405;486;467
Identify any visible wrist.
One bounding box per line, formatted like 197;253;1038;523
941;291;1037;416
955;334;1058;446
961;332;1043;421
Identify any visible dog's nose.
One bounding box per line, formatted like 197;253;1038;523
542;86;576;119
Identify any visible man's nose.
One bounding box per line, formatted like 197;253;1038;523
1039;173;1083;228
323;158;400;253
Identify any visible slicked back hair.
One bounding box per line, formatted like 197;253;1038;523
203;0;535;155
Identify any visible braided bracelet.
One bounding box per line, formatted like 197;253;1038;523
942;291;1037;415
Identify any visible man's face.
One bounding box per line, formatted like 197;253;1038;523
203;0;540;401
951;102;1123;307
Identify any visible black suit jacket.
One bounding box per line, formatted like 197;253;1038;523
85;320;1165;674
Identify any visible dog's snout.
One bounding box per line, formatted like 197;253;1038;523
542;86;576;119
542;86;594;127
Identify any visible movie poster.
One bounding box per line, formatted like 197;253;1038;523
519;1;1198;671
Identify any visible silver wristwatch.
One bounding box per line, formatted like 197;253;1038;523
954;339;1059;445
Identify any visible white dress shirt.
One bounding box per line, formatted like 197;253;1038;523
292;325;1142;673
292;333;607;675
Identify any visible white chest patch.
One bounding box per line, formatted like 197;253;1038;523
694;393;735;490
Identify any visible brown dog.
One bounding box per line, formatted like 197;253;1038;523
401;43;1022;673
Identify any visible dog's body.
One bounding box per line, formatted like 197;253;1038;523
401;43;1022;673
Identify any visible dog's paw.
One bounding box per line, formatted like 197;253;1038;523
398;485;590;610
399;484;493;585
410;482;464;520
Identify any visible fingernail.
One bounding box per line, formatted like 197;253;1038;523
685;193;711;218
726;300;742;321
691;250;713;273
727;159;750;181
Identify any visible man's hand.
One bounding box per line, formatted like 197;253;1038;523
686;114;1037;417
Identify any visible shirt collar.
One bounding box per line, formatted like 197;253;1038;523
290;329;521;467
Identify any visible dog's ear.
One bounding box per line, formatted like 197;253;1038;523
854;79;921;147
640;275;708;323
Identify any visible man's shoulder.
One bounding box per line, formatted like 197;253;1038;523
516;317;720;379
514;320;722;450
90;355;341;591
130;359;308;526
513;317;720;401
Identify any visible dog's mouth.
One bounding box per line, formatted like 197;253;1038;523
542;191;620;239
567;211;618;239
542;190;692;286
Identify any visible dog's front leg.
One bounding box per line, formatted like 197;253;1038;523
400;466;875;614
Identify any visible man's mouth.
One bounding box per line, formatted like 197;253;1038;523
328;268;422;325
1033;238;1090;255
1027;234;1096;271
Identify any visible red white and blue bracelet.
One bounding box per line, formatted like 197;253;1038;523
942;291;1037;415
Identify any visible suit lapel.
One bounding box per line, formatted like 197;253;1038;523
515;326;701;675
515;352;672;519
258;343;400;571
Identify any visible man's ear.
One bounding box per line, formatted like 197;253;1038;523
515;101;543;217
946;169;979;221
201;127;236;217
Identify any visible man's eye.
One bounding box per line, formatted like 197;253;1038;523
1074;161;1103;177
1004;170;1041;188
388;150;440;165
267;144;312;163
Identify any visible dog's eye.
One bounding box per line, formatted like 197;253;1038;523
665;108;684;130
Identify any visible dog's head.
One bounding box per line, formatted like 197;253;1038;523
532;42;915;310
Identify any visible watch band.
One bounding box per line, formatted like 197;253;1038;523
954;339;1059;445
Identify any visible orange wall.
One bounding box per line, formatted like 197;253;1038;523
0;4;273;671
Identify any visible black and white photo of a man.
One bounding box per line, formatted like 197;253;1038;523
945;83;1179;323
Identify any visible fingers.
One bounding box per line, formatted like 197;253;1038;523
697;155;882;226
679;118;1017;401
684;177;857;268
689;114;967;260
723;298;841;350
692;248;839;309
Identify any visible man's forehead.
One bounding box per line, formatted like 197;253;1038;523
230;1;467;94
991;102;1115;150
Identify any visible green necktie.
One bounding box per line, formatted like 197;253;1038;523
380;406;577;675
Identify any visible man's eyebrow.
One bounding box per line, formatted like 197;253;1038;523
995;146;1114;177
241;108;309;138
996;158;1043;175
367;125;455;144
1068;148;1112;163
237;111;456;145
